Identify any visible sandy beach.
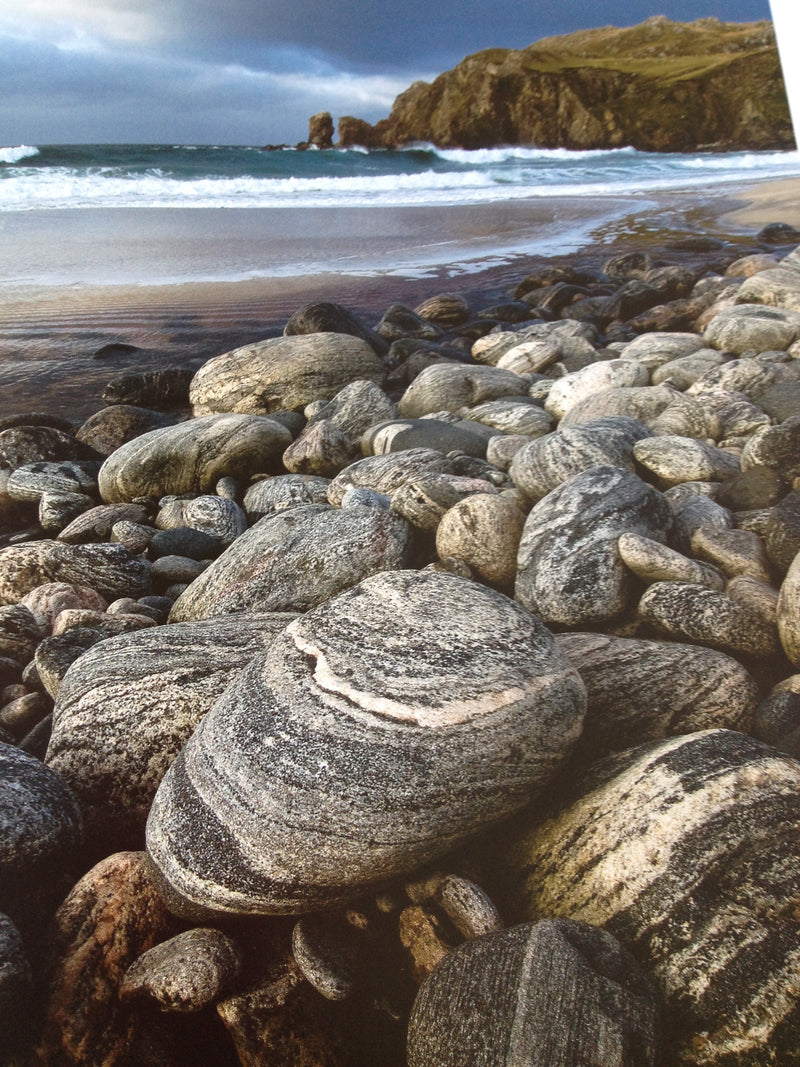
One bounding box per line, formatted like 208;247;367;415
0;177;797;419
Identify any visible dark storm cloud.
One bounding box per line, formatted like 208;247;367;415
0;0;775;144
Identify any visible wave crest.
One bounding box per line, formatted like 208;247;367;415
0;145;40;165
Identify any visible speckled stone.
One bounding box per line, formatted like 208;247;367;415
307;378;397;439
0;425;97;469
6;460;99;504
181;495;248;547
282;418;357;477
0;742;82;941
617;531;725;589
504;729;800;1065
149;526;220;561
390;476;464;532
461;399;553;438
190;332;384;415
398;365;528;418
650;348;726;388
284;301;387;354
326;448;455;507
414;293;471;328
485;434;530;472
120;927;241;1012
689;526;773;583
98;414;292;503
407;920;661;1067
638;581;780;658
0;605;40;666
509;417;649;501
38;491;97;534
741;415;800;480
556;632;757;762
544;360;650;421
0;541;150;606
647;392;721;439
777;552;800;667
57;502;152;545
146;570;586;917
558;385;676;428
20;582;109;635
47;612;296;857
619;331;705;370
168;504;410;622
686;356;783;400
632;435;740;487
515;466;672;629
435;495;525;587
35;628;112;698
52;608;155;638
75;404;178;456
753;675;800;757
35;851;182;1067
669;494;732;554
703;303;800;354
243;473;331;522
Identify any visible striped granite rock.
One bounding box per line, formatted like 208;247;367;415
515;466;672;629
168;503;410;622
189;333;385;416
243;474;331;522
147;570;586;917
46;613;296;858
777;552;800;667
397;365;528;418
0;541;150;606
632;435;740;487
544;360;650;421
617;532;725;590
407;920;660;1067
326;449;456;507
98;414;292;503
504;730;800;1065
509;417;650;501
555;633;757;762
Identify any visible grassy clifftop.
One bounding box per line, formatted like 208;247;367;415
337;17;794;152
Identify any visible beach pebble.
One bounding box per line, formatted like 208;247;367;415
650;348;726;388
20;582;109;635
703;303;800;353
376;303;444;343
57;502;152;545
687;356;783;400
617;531;725;589
638;580;780;657
362;417;489;458
150;555;208;586
753;675;800;756
0;741;82;942
545;360;649;420
291;914;360;1001
435;494;525;587
734;255;800;312
509;417;648;501
689;526;772;582
146;570;586;917
327;448;455;506
0;691;49;740
6;461;99;504
485;434;530;471
168;503;410;622
515;466;672;628
632;435;740;486
716;466;787;510
35;851;182;1066
414;292;471;328
284;300;387;354
149;526;220;561
0;604;40;665
190;332;384;415
75;405;178;456
648;391;722;439
741;414;800;479
504;729;800;1065
390;476;463;531
38;492;97;534
460;399;553;437
764;488;800;571
120;927;242;1012
0;913;33;1056
0;541;149;606
559;384;676;427
282;418;358;476
407;919;661;1067
243;472;330;521
777;552;800;666
98;414;292;502
556;632;756;760
35;628;112;698
306;378;397;439
618;331;705;369
101;367;195;409
47;612;296;857
0;426;98;469
398;364;528;418
670;493;732;552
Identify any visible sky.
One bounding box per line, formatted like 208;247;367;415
0;0;781;146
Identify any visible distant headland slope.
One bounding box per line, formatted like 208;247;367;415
316;16;795;152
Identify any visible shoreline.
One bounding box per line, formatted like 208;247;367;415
0;177;797;419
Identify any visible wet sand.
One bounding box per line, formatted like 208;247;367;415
0;180;794;420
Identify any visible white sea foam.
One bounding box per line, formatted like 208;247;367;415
0;144;40;165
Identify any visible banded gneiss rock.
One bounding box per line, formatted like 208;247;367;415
146;570;586;917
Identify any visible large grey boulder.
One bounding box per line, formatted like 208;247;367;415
147;570;586;917
98;415;292;503
504;730;800;1065
189;333;384;416
0;541;150;605
46;613;297;857
168;504;411;622
407;920;661;1067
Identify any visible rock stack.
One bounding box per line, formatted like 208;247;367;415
3;226;800;1064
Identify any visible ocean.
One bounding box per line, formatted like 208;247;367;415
1;141;800;417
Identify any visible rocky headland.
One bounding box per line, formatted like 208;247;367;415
5;217;800;1064
322;17;796;152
